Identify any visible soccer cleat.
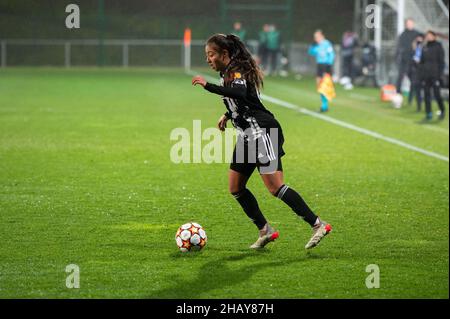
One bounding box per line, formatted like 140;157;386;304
305;220;332;249
250;224;279;249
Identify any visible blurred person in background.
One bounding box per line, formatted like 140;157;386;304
419;30;446;121
258;24;270;71
308;30;335;112
359;42;378;88
340;31;358;89
395;18;423;94
265;24;282;76
278;48;290;77
231;21;247;43
408;34;424;112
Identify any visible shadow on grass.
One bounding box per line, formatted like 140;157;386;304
416;118;446;125
150;250;315;298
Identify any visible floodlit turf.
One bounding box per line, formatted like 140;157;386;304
0;68;448;298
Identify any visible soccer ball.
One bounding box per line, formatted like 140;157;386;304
175;222;207;252
391;93;404;109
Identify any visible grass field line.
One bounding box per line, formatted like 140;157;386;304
261;94;449;162
188;71;449;163
268;81;449;135
348;93;378;102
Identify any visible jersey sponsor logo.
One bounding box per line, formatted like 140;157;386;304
233;78;245;85
232;73;246;86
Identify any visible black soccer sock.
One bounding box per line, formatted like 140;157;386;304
275;185;318;227
232;189;267;230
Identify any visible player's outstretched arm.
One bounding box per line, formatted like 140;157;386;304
204;83;246;99
192;75;247;100
192;75;207;87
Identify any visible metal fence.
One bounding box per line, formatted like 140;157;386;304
0;38;414;86
0;39;202;68
0;39;334;75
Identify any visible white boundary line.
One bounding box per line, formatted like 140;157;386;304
271;81;449;135
189;71;449;163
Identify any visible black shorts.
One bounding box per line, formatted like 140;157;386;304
317;64;332;77
230;127;285;177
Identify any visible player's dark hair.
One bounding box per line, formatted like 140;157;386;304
206;34;264;90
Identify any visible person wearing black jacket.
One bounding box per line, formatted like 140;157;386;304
419;31;446;120
396;19;422;93
361;42;378;87
408;35;424;112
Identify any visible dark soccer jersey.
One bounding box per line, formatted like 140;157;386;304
204;71;279;141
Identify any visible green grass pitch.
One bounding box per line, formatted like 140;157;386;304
0;68;448;298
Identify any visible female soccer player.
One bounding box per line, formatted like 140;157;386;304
192;34;332;250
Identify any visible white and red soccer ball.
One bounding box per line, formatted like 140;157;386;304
175;222;207;252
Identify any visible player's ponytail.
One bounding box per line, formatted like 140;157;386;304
206;34;264;90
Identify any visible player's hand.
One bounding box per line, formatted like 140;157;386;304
217;114;229;131
192;76;207;87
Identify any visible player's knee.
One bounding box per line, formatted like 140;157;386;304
229;185;245;195
267;185;280;196
230;188;247;199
